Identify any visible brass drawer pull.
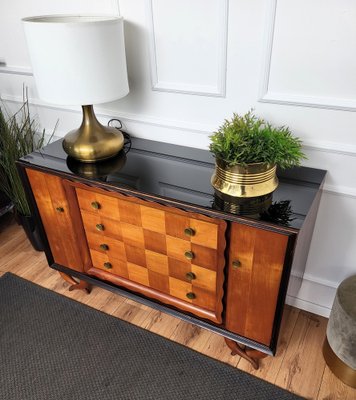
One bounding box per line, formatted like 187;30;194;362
186;292;196;300
103;262;112;269
96;224;105;231
55;207;64;213
100;244;109;251
184;251;194;260
232;260;242;269
185;272;196;281
91;201;101;210
184;227;195;237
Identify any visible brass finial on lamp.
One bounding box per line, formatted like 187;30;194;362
22;15;129;162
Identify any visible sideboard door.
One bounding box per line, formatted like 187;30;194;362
26;169;87;272
225;222;293;347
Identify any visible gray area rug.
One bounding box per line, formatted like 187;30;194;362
0;273;305;400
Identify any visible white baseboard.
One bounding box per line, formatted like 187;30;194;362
286;273;336;318
285;295;331;318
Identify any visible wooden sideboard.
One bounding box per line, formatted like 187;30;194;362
18;138;326;369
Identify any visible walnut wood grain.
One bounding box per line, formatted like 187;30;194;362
225;222;290;346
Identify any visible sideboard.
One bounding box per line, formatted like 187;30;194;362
17;137;326;369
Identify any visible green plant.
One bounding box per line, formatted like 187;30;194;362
0;92;54;216
209;111;305;168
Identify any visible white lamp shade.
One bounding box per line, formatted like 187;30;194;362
22;15;129;105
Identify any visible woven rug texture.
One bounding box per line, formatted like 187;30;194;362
0;273;305;400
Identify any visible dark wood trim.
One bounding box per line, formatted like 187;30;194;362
16;163;54;266
269;233;297;354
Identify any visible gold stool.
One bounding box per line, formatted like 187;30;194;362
323;275;356;388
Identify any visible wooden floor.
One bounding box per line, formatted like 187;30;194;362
1;214;355;400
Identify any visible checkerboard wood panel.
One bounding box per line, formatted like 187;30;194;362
75;185;226;323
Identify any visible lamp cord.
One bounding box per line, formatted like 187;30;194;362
108;118;132;154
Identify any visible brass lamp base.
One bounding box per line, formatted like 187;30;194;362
63;105;124;163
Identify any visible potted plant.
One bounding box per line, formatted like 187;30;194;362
210;110;305;198
0;91;54;250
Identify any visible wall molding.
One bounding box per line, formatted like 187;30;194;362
0;65;32;76
3;91;356;154
259;0;356;112
146;0;228;97
322;184;356;199
303;139;356;158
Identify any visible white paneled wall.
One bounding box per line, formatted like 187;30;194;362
1;0;355;317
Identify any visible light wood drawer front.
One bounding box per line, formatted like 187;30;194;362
90;250;129;279
165;211;219;249
166;236;218;271
76;188;121;220
76;187;220;249
80;204;220;271
75;183;226;322
90;246;218;312
86;231;127;261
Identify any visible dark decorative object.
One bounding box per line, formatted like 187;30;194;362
260;200;295;226
15;213;44;251
0;190;13;217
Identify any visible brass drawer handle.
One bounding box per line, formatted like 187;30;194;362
185;272;196;281
184;251;194;260
55;207;64;213
100;244;109;251
232;260;242;269
186;292;196;300
96;224;105;231
184;227;195;237
91;201;101;210
103;262;112;269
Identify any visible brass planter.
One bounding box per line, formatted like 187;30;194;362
211;159;278;198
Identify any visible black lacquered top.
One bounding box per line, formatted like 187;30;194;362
20;137;326;231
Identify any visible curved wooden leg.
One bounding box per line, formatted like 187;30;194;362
224;338;267;370
59;272;91;293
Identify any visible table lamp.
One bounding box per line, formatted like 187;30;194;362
22;15;129;163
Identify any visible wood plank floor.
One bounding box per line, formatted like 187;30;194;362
1;214;355;400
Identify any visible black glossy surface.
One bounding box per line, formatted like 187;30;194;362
20;138;326;230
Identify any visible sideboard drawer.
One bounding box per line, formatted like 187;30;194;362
74;184;226;323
